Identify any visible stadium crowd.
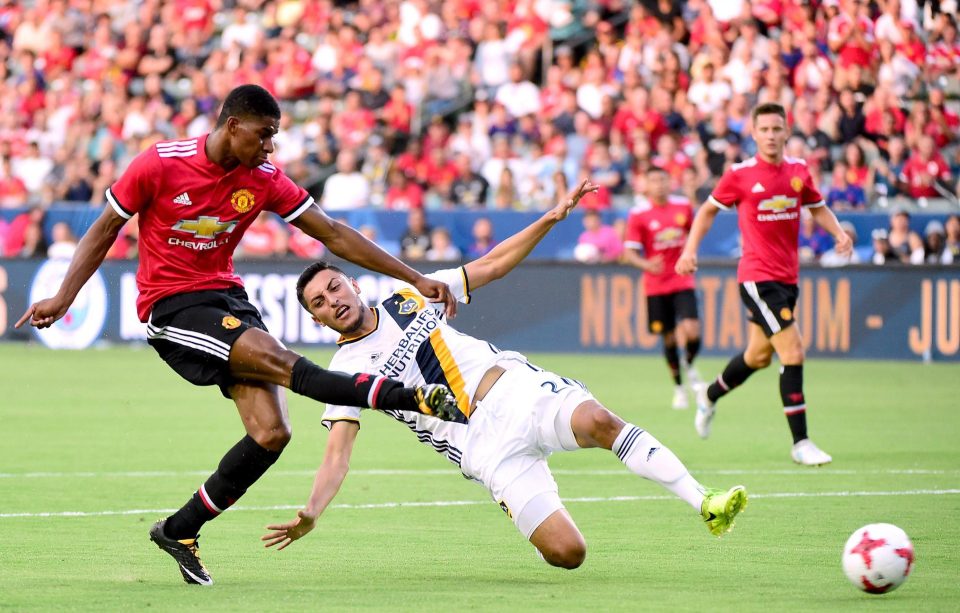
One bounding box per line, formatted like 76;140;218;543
0;0;958;264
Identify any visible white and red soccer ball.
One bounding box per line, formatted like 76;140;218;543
842;523;914;594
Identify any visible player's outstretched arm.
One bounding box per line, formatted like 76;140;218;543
809;204;853;256
465;179;599;291
675;202;720;275
291;205;457;318
15;206;127;329
262;421;360;551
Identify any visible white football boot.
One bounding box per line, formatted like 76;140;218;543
672;385;689;410
791;439;833;466
693;383;716;439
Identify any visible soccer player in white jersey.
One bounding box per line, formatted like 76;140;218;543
263;181;747;568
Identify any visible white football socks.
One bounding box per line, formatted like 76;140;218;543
612;424;705;511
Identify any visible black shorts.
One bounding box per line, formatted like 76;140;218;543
739;281;799;338
146;287;268;398
646;289;699;334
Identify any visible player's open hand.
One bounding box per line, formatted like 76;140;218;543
834;231;853;257
262;510;318;550
550;179;600;221
675;252;698;275
15;296;70;330
414;276;457;319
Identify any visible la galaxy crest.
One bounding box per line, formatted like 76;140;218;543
398;296;422;315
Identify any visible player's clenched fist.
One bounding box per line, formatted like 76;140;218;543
675;252;698;275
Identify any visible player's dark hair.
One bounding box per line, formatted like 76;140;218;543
216;84;281;127
751;102;787;123
296;261;348;310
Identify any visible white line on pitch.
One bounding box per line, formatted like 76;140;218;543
0;468;955;479
1;489;958;520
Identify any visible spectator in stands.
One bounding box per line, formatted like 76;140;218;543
687;57;732;118
698;109;742;178
887;209;926;264
871;228;897;265
943;215;960;264
400;208;431;260
495;63;541;120
450;153;489;209
923;220;948;264
798;208;832;263
473;21;513;99
4;208;46;258
47;221;78;260
425;227;462;262
0;158;29;208
837;88;867;144
900;135;953;200
237;212;288;259
870;136;908;202
467;216;497;258
826;162;868;211
385;168;424;211
576;210;622;263
492;167;522;210
321;150;371;211
821;221;862;267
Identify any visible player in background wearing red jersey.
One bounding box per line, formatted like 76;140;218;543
623;167;702;410
676;103;852;466
16;85;458;586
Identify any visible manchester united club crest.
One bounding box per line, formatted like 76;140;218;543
780;307;793;321
231;188;255;213
222;315;241;330
675;213;687;226
790;177;803;193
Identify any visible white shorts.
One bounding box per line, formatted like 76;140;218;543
459;359;595;539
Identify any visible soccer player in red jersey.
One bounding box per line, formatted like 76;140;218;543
676;103;852;466
623;167;702;410
16;85;458;585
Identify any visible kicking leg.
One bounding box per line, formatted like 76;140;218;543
228;327;453;418
151;381;288;585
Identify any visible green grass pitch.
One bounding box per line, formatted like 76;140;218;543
1;344;957;611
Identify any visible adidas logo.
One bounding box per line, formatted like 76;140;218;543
751;182;765;193
646;446;660;461
173;192;193;206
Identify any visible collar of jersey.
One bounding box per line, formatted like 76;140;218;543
336;308;380;346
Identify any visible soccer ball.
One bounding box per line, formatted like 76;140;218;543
841;523;914;594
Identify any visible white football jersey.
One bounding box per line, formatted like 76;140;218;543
321;267;525;467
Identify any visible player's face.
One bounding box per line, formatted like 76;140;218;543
303;270;368;335
229;116;279;168
646;171;670;203
752;113;787;161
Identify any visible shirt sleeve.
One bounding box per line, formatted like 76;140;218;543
105;147;159;219
624;212;643;250
268;169;315;222
426;267;471;305
800;166;826;208
707;169;740;210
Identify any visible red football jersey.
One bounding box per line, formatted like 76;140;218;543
624;196;696;296
106;135;314;321
708;156;825;284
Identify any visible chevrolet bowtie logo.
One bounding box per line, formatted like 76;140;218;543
173;216;238;239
